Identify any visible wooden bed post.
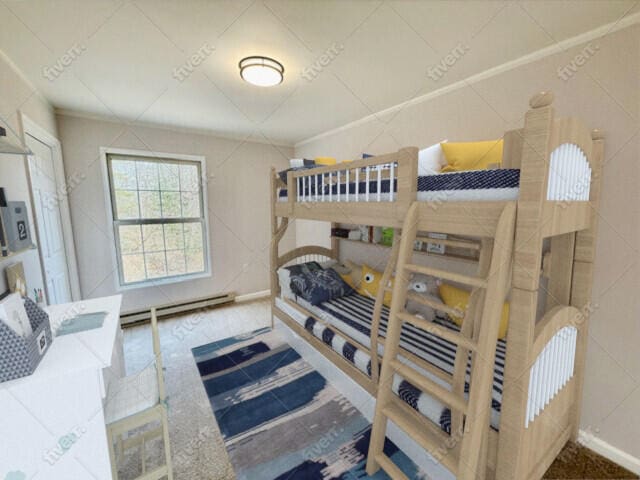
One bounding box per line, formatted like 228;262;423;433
395;146;418;215
330;222;339;259
271;168;289;328
496;92;555;480
569;129;604;439
270;168;279;329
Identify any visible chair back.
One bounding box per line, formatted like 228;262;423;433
150;308;167;403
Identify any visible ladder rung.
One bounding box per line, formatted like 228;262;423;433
415;236;481;251
397;311;477;352
375;453;409;480
404;263;487;288
391;359;468;414
383;400;459;474
405;291;463;318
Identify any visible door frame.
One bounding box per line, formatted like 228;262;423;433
20;113;82;302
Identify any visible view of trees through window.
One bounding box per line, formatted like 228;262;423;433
107;154;207;286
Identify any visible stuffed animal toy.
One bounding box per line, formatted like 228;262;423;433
405;273;442;321
408;273;440;295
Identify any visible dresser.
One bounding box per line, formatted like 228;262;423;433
0;295;124;480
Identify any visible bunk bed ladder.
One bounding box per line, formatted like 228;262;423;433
366;201;516;480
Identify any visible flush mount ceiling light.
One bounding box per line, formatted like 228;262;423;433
239;56;284;87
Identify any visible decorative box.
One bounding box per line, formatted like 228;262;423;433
0;297;53;383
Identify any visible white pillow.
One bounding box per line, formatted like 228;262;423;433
0;293;32;338
289;158;305;168
277;268;295;300
418;141;448;176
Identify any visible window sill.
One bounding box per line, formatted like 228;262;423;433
115;270;212;292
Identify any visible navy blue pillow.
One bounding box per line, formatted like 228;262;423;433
278;165;318;183
290;268;354;306
285;261;322;277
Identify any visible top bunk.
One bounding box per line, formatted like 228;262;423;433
272;92;603;239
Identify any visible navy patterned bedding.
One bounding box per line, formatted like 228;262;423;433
276;292;506;432
278;169;520;201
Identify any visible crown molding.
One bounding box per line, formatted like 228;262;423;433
55;108;294;148
295;12;640;149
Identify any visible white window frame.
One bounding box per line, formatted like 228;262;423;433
100;147;211;291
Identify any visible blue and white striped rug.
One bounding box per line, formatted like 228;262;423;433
192;327;428;479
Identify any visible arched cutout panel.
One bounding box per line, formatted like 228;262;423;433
547;143;591;201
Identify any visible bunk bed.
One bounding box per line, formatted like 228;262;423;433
269;91;604;480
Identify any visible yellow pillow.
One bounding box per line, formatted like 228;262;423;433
339;272;355;288
358;264;393;306
315;156;337;166
438;283;510;339
440;139;503;172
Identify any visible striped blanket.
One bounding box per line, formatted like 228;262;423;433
276;292;506;432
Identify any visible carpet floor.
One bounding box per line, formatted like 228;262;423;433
117;300;637;479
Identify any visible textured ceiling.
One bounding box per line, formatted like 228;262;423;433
0;0;636;145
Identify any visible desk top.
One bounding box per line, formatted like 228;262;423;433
0;295;122;389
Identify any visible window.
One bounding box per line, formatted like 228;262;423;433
105;152;209;288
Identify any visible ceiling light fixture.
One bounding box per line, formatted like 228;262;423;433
239;56;284;87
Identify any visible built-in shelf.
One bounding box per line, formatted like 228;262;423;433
331;236;478;263
0;244;37;262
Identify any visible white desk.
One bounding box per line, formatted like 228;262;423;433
0;295;123;480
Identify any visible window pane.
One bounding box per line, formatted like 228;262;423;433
180;164;199;191
111;160;137;189
145;252;167;278
186;249;204;273
184;222;203;250
161;191;181;218
122;254;146;283
166;250;186;275
137;161;159;190
159;163;180;191
139;191;161;219
109;154;207;286
164;224;184;250
181;191;201;218
119;225;142;254
142;224;164;252
115;190;139;219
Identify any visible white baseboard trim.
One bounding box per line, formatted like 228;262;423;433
577;430;640;474
235;290;270;303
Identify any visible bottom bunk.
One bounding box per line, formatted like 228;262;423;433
274;291;506;434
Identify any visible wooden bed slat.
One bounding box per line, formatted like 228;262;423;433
404;263;487;288
404;292;463;319
390;359;468;414
375;453;409;480
397;311;477;351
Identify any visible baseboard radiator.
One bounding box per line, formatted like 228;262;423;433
120;292;236;327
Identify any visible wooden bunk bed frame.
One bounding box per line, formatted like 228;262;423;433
269;91;604;480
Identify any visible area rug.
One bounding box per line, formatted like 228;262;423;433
192;327;428;479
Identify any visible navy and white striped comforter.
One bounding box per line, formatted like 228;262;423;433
276;292;506;432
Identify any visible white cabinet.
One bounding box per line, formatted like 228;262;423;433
0;295;123;480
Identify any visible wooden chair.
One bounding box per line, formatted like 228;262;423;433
105;308;173;480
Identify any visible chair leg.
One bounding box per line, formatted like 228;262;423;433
161;407;174;480
107;426;119;480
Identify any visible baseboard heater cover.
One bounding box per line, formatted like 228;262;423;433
120;292;235;326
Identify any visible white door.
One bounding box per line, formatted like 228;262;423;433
25;134;72;305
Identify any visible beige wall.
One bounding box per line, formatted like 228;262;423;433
57;113;294;312
0;53;54;298
295;25;640;460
